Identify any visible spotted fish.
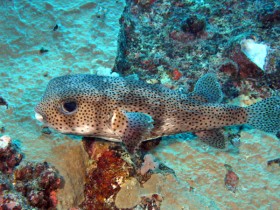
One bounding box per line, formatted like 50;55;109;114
35;73;280;153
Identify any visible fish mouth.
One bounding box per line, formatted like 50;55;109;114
34;104;46;123
35;112;44;123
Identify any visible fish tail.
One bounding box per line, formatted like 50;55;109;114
245;96;280;134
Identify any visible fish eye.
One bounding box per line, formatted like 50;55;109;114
61;100;78;114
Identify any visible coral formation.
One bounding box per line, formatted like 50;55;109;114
81;138;131;209
140;154;159;175
0;179;30;210
79;138;176;209
0;136;23;174
224;164;239;193
0;136;62;209
14;162;62;209
139;194;162;210
172;68;183;81
114;177;141;209
114;0;280;101
228;45;264;79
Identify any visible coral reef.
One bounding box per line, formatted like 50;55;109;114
0;136;62;209
114;0;280;100
79;137;178;209
0;177;30;210
0;136;23;174
80;138;131;209
14;162;62;209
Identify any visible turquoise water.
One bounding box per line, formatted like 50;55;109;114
0;0;279;209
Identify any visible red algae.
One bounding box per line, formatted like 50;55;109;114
172;68;183;81
81;139;131;210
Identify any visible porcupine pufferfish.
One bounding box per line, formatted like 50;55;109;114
35;73;280;153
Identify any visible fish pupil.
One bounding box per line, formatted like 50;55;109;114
63;101;77;113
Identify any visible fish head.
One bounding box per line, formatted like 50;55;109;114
35;75;102;135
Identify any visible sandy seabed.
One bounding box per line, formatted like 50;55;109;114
0;0;279;209
0;0;125;208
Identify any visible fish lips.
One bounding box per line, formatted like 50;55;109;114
34;105;46;124
35;112;44;123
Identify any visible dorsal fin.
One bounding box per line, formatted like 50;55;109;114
189;73;223;104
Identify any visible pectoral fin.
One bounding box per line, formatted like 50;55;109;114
195;129;226;149
111;110;154;153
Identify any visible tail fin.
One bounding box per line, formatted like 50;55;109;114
245;96;280;134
